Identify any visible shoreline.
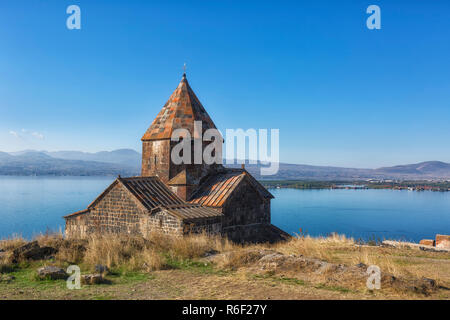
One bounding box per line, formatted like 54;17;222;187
262;180;450;192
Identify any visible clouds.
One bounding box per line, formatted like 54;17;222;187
31;131;44;140
9;129;45;140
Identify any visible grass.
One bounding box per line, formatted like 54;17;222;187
0;231;449;300
314;283;353;293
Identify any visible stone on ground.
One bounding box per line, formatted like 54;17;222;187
13;241;58;262
81;274;104;285
37;266;68;280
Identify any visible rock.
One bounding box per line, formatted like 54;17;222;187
0;275;15;283
421;277;437;289
382;240;450;252
81;274;106;285
203;249;219;257
95;264;109;274
25;246;58;261
12;241;39;261
381;274;438;296
436;234;450;249
355;263;368;269
37;266;68;280
419;239;435;246
12;241;58;263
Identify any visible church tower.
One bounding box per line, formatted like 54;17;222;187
141;73;223;200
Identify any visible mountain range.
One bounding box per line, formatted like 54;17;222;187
1;149;449;180
0;150;140;176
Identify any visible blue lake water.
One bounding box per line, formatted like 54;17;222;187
1;176;449;242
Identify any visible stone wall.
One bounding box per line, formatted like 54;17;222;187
142;210;184;236
65;212;90;239
142;140;171;181
223;223;289;243
183;217;222;235
142;138;222;200
221;179;270;228
90;183;144;234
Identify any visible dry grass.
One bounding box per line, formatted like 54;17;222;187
1;231;449;298
83;234;147;269
34;230;65;248
55;239;87;265
217;248;265;270
168;232;237;260
274;233;355;261
75;232;237;272
0;234;27;252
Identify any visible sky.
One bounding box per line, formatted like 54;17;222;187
1;0;450;168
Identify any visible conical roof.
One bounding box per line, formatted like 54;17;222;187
142;74;218;141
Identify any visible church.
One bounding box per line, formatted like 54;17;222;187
64;73;288;242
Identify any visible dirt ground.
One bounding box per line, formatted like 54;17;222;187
1;267;448;300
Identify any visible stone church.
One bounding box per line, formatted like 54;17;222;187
64;73;288;242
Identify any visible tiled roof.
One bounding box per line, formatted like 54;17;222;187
65;176;222;221
141;74;218;141
189;169;274;207
118;176;185;210
163;204;222;220
63;209;89;219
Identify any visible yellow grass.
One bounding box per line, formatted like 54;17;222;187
0;234;27;252
1;231;449;298
275;233;355;261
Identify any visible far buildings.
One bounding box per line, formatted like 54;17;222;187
64;73;288;242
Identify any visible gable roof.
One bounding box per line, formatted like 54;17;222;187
87;176;185;211
141;74;218;141
189;169;274;208
118;176;185;210
63;209;89;219
65;176;222;221
163;204;222;220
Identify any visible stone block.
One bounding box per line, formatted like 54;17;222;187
436;234;450;249
419;239;435;246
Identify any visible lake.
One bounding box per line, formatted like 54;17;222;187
1;176;449;242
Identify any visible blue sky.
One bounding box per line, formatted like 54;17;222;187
1;0;449;168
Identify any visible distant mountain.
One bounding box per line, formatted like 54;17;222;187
229;161;450;180
1;150;449;180
229;162;376;180
0;152;13;161
375;161;450;177
0;151;139;176
46;149;141;167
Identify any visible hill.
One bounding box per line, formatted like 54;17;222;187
1;150;450;180
0;151;139;176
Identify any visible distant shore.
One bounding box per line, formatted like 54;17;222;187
261;180;450;192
